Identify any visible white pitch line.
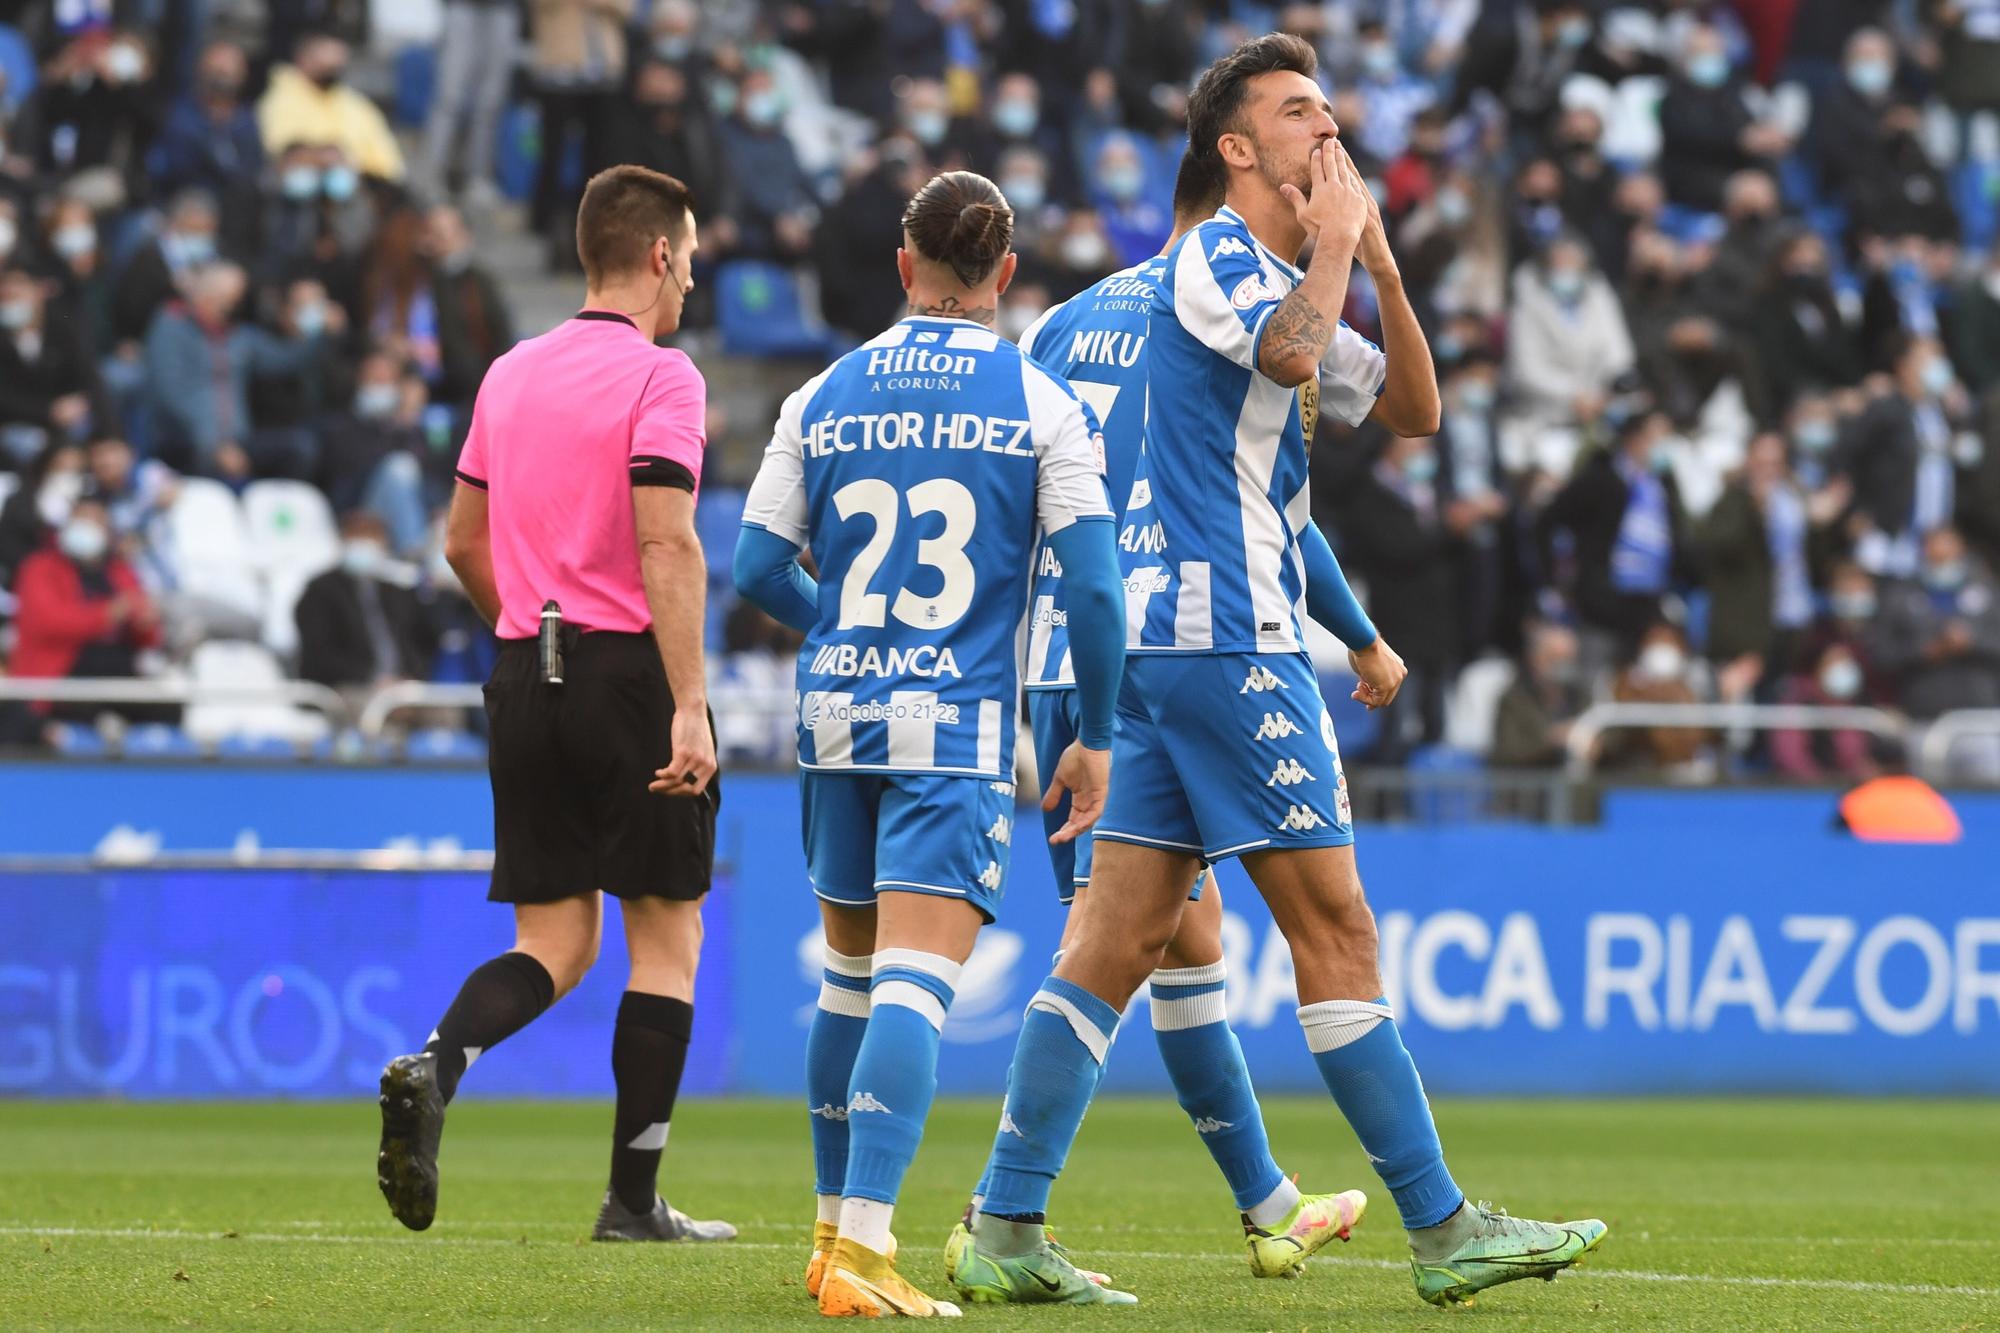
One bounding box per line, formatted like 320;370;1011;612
4;1224;1995;1299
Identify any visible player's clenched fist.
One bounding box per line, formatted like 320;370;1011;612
1349;636;1407;710
1279;143;1371;251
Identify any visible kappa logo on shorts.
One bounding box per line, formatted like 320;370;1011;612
979;861;1003;891
990;780;1017;797
1191;1116;1235;1134
1239;665;1288;694
987;815;1012;845
1266;758;1315;787
1277;804;1328;832
1253;712;1303;741
810;1102;849;1122
848;1091;892;1114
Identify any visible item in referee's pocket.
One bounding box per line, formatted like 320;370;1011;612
539;600;565;685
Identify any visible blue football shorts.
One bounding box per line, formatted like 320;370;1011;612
800;770;1016;922
1095;651;1354;863
1029;685;1206;904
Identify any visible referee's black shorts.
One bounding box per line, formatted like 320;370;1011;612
483;629;718;905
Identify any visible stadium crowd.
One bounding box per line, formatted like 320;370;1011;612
0;0;1997;781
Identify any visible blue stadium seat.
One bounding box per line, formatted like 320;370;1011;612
715;261;844;360
496;103;539;202
123;723;201;758
405;728;487;763
0;26;36;112
393;45;437;129
214;735;301;759
1406;744;1485;823
49;723;105;757
1953;160;1998;254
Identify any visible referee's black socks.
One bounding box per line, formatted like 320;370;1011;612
609;991;695;1213
423;951;557;1104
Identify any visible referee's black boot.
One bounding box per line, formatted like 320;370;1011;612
591;1191;738;1242
377;1053;447;1231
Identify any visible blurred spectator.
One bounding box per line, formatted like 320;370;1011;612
1845;105;1958;246
1696;432;1830;679
1398;167;1506;323
150;41;264;206
1437;353;1507;655
1451;0;1593;146
1110;0;1200;136
1803;28;1903;202
1540;411;1686;657
255;144;375;310
142;261;324;481
0;266;109;463
1749;227;1863;416
1605;622;1712;775
423;205;514;410
1839;334;1962;576
714;68;817;263
1351;20;1434;164
1491;619;1585;768
816;139;925;339
257;33;404;183
1337;433;1470;760
979;72;1075;202
8;495;163;716
0;200;21;273
1503;234;1635;455
1868;525;2000;724
1045;209;1117;299
41;198;114;356
85;435;175;546
362;208;444;384
0;440;86;592
1943;239;2000;395
1771;641;1880;781
711;598;796;766
317;349;434;555
604;60;727;237
1931;0;2000;163
528;0;631;266
1089;134;1166;269
294;511;438;702
113;190;220;349
421;0;519;203
1696;170;1783;338
1656;24;1791;212
15;30;155;185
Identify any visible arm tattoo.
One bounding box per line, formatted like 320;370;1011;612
906;294;997;326
1259;291;1333;376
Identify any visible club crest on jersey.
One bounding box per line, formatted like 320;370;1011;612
1240;665;1288;694
1231;273;1282;310
1253;712;1302;741
1277;804;1328;832
1266;758;1314;787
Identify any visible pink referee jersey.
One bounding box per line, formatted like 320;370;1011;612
455;310;706;640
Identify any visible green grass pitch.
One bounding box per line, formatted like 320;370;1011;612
4;1096;1997;1329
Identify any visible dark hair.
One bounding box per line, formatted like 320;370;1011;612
1170;149;1224;224
575;165;695;288
1185;33;1318;177
901;171;1013;288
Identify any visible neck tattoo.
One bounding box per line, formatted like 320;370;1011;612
907;294;995;326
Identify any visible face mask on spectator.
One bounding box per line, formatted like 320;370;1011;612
355;383;400;420
342;537;387;578
1686;53;1729;88
1819;658;1863;700
1435;187;1472;227
710;82;738;117
53;223;96;259
58;517;108;564
1921;356;1954;397
201;73;243;100
1648;440;1675;474
744;90;784;128
998;302;1038;341
907;111;947;147
653;34;692;61
1556;15;1591;48
1636;642;1686;682
993;99;1038;138
282;165;321;199
1925;559;1968;592
1403;452;1437;484
1434;330;1464;361
1101;163;1143;201
437;248;472;276
0;298;32;330
38;471;82;526
1061;231;1109;271
295;300;327;337
0;217;15;258
1847;58;1893;97
169;231;216;267
309;63;347;90
1793;419;1836;453
1831;590;1876;620
1547;268;1585;301
1362;43;1399;79
1000;174;1045;212
103;42;144;84
1455;379;1495;414
323;165;360;201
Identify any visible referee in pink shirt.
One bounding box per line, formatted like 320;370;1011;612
375;166;735;1245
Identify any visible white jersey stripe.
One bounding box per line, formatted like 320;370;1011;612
886;690;937;768
977;699;1002;775
1234;382;1297;653
1174;561;1212;649
809;690;853;766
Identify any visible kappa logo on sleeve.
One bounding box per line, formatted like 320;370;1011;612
1210;236;1254;261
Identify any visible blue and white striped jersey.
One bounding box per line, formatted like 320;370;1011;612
1017;256;1164;688
741;316;1112;778
1123;205;1386;655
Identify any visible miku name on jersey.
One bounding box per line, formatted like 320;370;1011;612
804;411;1035;458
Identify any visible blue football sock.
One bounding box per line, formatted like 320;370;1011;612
841;949;960;1205
805;948;871;1199
981;976;1120;1221
1299;998;1464;1230
1151;963;1285;1211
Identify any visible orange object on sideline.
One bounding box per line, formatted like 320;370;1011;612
1838;776;1963;844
